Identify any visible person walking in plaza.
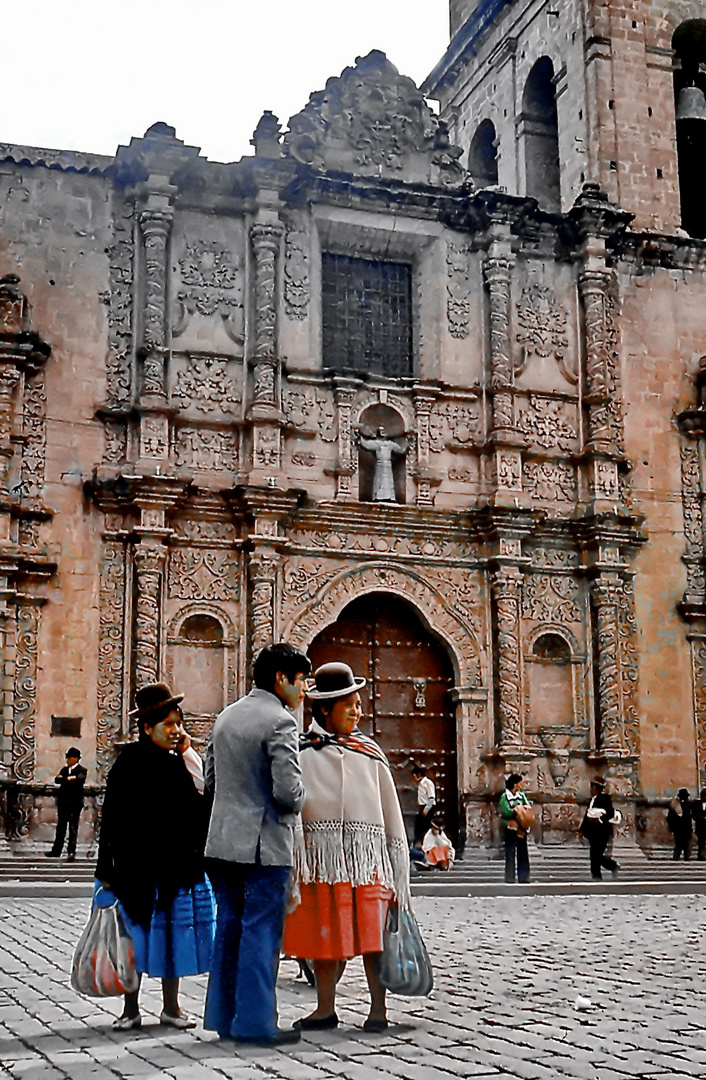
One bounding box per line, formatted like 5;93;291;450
499;773;531;884
412;764;436;846
96;682;215;1031
46;747;87;861
579;776;620;880
283;662;411;1033
692;788;706;860
667;788;693;860
203;642;310;1047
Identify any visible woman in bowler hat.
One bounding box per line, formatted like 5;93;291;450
94;682;215;1030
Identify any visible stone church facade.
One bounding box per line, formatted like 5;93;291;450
0;0;705;851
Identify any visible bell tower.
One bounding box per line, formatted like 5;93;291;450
425;0;706;236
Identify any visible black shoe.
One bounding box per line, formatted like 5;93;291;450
44;851;60;858
294;1013;339;1030
234;1028;301;1046
67;854;76;862
363;1018;389;1033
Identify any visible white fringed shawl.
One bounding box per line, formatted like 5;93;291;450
292;723;411;910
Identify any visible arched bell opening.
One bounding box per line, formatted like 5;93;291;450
520;57;561;212
306;592;459;846
468;118;499;189
673;20;706;238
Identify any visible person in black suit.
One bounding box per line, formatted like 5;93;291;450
579;776;620;880
46;748;87;861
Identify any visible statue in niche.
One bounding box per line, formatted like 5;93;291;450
357;426;408;502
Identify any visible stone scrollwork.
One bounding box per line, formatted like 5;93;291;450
429;400;480;452
284;228;309;321
105;197;135;408
168;548;239;602
20;370;47;506
680;441;706;597
516;283;572;379
134;542;167;689
175;428;239;472
591;575;625;751
96;538;128;778
523;460;576;504
517;395;577;451
522;573;582;623
13;603;40;781
446;243;471;339
689;634;706;784
249;552;279;657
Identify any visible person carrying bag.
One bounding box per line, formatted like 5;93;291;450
499;773;532;884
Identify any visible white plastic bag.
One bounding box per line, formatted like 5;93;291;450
71;898;138;997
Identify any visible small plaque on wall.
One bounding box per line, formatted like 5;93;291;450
50;716;82;738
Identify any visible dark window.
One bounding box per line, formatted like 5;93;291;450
51;715;82;738
322;253;413;377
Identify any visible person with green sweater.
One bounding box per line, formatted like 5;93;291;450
499;774;531;884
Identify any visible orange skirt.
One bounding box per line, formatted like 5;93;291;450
283;881;393;961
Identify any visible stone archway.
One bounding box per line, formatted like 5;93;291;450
307;592;459;845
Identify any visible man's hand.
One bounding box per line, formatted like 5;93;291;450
176;731;192;755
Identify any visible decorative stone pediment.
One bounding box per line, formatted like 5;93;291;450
283;50;465;187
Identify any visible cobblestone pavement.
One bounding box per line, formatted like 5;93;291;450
0;895;704;1080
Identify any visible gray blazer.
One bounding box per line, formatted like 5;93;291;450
204;688;305;866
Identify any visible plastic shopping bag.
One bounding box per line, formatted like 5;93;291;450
378;904;434;997
71;893;138;997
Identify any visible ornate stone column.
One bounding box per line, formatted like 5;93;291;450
137;181;174;467
333;380;357;500
249;208;285;479
248;549;278;658
0;367;19;505
491;567;524;750
133;540;166;690
590;574;625;752
412;389;438;507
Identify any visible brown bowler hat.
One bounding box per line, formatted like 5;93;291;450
129;682;184;719
306;662;366;701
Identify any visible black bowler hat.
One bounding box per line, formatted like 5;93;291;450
129;682;184;720
590;776;606;789
66;747;81;759
306;662;366;701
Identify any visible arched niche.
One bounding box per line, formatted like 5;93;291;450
525;629;578;732
165;607;235;743
357;403;408;503
520;57;561;212
468;119;498;189
673;20;706;238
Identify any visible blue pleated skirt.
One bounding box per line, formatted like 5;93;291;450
94;878;215;979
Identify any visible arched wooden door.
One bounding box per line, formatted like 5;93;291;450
307;593;458;843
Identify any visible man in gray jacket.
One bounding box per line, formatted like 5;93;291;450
203;642;311;1046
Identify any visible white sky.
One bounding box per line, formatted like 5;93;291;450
5;1;450;163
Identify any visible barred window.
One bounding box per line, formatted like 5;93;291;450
322;253;413;377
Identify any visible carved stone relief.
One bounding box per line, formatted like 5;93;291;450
283;386;336;441
175;428;239;472
522;574;582;623
173;518;237;544
523;460;576;503
446;243;471;339
517;395;577;451
284;227;309;320
491;569;523;747
531;546;579;570
429;400;481;451
103;420;128;466
689;634;706;784
680;441;705;596
12;603;40;781
173;241;244;347
20;371;47;507
516;283;572;378
168;548;239;602
96;538;127;778
105;197;135;408
171;355;241;415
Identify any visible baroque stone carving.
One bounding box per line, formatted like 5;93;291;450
20;371;47;506
446;243;471;338
171;355;241;414
249;552;278;656
531;546;579;570
491;569;523;748
689;634;706;784
134;542;166;689
591;575;625;751
175;428;238;472
168;548;238;602
579;269;624;453
483;254;514;436
680;441;705;596
283;50;464;187
283;387;337;441
96;539;127;779
105;197;135;408
173;242;243;345
523;461;576;503
429;400;480;452
13;603;40;781
516;283;571;377
103;420;128;466
173;518;236;544
284;228;309;320
139;209;172;397
251;221;283;400
522;574;582;623
617;577;641;758
517;396;576;450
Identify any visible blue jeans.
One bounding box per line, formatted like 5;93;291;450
504;827;530;883
204;861;291;1039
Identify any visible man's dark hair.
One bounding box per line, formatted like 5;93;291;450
412;764;427;778
253;643;311;693
506;773;523;790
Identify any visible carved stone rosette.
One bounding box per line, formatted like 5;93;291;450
133;541;167;691
491;568;524;748
139;209;173;397
591;574;625;751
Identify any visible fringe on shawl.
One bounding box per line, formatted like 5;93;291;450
293;821;411;909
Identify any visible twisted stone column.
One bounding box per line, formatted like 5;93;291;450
491;568;524;749
139;210;172;398
251;222;283;403
591;574;625;751
483;255;515;441
133;541;166;691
